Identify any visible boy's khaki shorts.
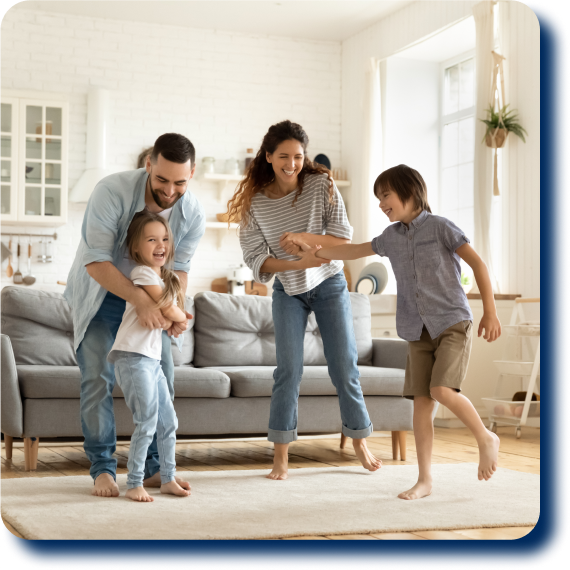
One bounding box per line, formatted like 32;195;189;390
404;320;473;400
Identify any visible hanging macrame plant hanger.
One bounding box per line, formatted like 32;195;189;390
486;50;507;196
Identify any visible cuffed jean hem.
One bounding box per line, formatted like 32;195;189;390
342;422;373;439
127;479;144;489
161;472;176;485
92;468;116;483
268;428;298;444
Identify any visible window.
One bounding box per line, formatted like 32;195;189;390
439;54;475;264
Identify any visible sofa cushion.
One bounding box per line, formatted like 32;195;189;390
193;291;373;367
1;287;195;366
17;365;230;399
208;365;405;397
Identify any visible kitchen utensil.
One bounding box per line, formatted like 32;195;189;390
13;240;23;284
23;240;36;285
6;238;13;278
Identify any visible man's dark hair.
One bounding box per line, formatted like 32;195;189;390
373;164;432;214
151;133;195;165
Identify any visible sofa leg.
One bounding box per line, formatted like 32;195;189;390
398;431;407;461
24;437;39;471
340;434;348;449
4;435;13;460
391;431;399;460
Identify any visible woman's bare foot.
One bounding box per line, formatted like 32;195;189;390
266;444;288;480
398;478;433;500
352;438;382;471
144;472;191;491
161;480;191;497
125;486;154;502
478;430;500;481
92;473;120;498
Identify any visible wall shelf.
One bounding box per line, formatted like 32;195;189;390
205;221;239;250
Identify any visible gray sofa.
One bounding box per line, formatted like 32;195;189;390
1;286;412;470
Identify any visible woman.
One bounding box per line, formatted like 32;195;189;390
227;120;380;480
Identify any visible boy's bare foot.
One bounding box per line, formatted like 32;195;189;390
478;430;500;481
161;480;191;497
125;486;154;502
267;448;288;480
398;479;433;500
144;472;191;491
352;438;382;471
92;473;120;497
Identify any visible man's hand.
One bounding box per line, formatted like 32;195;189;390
279;232;303;256
134;290;167;329
167;311;193;338
478;312;501;342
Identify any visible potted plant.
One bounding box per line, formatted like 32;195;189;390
461;272;472;294
480;104;528;148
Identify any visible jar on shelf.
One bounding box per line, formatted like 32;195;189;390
201;157;215;174
225;158;240;176
245;148;254;172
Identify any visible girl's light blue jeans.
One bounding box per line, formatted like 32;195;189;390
76;292;174;483
113;351;178;489
269;271;373;444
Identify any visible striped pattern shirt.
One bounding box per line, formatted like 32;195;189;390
240;173;353;296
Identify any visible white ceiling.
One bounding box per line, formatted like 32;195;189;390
12;0;414;43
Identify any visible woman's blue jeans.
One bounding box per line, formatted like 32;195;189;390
269;271;373;443
75;292;174;482
113;352;178;489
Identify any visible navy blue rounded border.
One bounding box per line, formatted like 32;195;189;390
12;10;555;561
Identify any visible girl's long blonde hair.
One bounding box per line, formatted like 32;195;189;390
226;120;334;228
126;210;185;311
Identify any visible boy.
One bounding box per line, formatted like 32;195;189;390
294;164;501;500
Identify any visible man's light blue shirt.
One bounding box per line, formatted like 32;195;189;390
64;168;205;351
371;210;473;342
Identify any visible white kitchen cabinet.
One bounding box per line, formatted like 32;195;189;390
1;91;68;226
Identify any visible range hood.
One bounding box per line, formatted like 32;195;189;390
69;88;117;203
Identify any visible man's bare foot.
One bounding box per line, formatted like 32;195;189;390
398;479;433;500
144;472;191;491
266;446;288;480
125;486;154;502
161;480;191;497
352;438;382;471
478;430;500;481
92;473;120;498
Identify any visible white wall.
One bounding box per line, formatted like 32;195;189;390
341;0;540;298
1;7;342;295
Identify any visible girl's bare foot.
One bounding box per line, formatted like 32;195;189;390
352;438;382;471
92;473;120;497
398;478;433;500
144;472;191;491
267;445;288;480
161;480;190;497
478;430;500;481
125;486;154;502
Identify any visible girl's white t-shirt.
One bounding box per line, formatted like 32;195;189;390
108;265;172;362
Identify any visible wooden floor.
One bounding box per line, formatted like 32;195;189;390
1;426;539;540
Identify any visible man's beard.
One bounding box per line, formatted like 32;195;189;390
148;175;183;210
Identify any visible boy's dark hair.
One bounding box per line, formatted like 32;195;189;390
373;164;432;214
151;133;195;165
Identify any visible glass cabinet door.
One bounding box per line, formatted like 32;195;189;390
18;99;66;223
1;98;19;221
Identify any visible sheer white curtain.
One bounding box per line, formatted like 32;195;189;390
352;57;383;281
473;1;499;292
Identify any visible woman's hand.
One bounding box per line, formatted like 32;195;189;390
295;243;331;269
279;232;304;256
478;312;502;342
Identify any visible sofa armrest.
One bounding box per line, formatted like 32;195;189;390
1;334;23;437
372;337;408;370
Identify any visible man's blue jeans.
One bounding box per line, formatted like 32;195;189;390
269;271;373;443
76;292;174;482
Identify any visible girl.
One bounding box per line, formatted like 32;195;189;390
294;164;502;499
108;210;190;502
227;120;380;480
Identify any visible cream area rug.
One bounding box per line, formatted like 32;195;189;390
1;464;539;540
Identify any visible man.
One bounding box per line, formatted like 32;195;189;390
65;133;205;497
